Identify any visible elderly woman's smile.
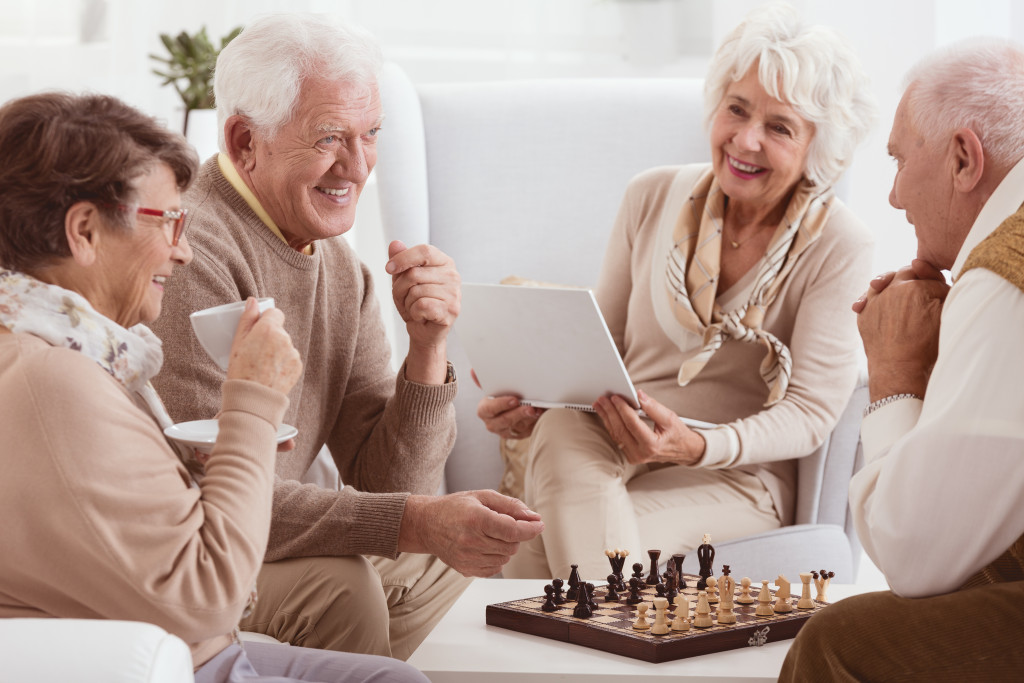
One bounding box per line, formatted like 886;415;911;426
87;163;192;328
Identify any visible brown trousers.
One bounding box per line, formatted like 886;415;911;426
780;580;1024;681
239;553;471;661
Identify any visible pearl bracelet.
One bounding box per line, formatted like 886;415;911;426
863;393;922;417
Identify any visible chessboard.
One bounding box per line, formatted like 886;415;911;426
485;574;829;663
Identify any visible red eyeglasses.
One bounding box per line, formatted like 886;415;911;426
117;205;189;246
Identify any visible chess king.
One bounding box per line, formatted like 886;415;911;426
782;38;1024;679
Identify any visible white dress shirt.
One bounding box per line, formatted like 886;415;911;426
852;157;1024;597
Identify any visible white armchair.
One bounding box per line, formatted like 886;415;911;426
374;63;868;582
0;618;193;683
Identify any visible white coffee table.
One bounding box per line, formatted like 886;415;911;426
408;578;868;682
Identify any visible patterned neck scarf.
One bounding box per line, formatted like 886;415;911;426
665;170;834;406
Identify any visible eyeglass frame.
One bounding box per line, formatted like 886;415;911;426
111;204;189;246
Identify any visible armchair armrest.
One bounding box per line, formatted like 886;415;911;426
0;618;193;683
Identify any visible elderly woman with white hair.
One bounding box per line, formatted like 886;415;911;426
485;3;878;580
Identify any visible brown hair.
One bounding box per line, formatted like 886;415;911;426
0;92;198;272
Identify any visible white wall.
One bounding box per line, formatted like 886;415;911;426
3;0;1024;277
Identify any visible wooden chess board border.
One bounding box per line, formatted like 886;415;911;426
485;575;827;663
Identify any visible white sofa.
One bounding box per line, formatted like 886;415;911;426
0;618;193;682
374;62;869;582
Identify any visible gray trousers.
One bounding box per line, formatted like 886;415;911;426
194;642;428;683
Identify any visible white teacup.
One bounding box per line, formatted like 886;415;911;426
189;297;275;370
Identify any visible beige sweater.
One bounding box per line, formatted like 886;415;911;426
0;329;288;668
597;165;873;523
151;158;457;561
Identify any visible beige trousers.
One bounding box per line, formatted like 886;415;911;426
503;409;780;581
780;581;1024;681
240;552;471;661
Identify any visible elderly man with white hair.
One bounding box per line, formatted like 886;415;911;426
152;13;543;661
781;38;1024;680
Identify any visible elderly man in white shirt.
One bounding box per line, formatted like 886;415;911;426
780;38;1024;681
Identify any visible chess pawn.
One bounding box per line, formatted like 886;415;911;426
651;596;671;635
797;572;815;610
632;602;651;630
604;574;620;602
755;580;775;617
542;584;558;612
551;577;566;604
705;576;719;604
626;577;644;605
671;595;691;631
693;590;714;628
736;576;755;604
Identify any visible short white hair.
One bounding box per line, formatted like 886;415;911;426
214;13;383;151
902;38;1024;170
703;2;876;188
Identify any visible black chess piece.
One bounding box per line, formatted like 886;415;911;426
631;562;644;583
672;553;687;589
567;564;581;601
551;577;566;604
542;584;558;612
604;574;620;602
646;549;662;586
610;552;628;591
696;536;715;590
626;577;643;605
660;572;679;605
572;580;593;619
586;582;598;611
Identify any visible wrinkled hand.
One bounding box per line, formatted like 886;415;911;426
852;259;946;314
593;390;705;466
399;490;544;577
473;369;544;439
854;262;949;400
386;239;460;351
226;298;303;395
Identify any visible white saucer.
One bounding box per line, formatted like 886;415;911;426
164;419;298;451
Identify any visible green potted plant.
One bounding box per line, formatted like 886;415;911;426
150;26;242;136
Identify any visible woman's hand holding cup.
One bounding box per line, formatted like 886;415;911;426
226;297;302;396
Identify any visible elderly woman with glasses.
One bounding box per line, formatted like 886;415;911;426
0;92;427;683
481;3;878;581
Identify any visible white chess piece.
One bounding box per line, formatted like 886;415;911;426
693;591;714;628
717;574;737;624
797;572;815;610
706;575;719;604
736;576;755;604
671;595;691;631
774;574;793;613
651;597;670;635
632;602;651;630
755;580;774;617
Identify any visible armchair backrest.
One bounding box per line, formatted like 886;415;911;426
376;63;710;493
374;65;864;550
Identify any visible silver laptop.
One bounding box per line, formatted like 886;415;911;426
457;283;714;428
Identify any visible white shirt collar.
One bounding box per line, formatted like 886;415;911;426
951;156;1024;279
